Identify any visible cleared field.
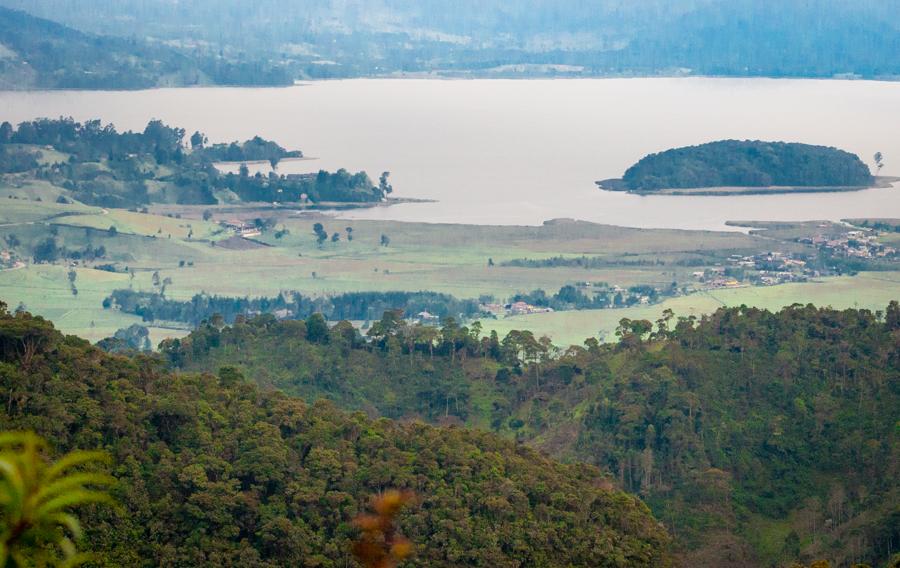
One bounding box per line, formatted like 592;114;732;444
481;273;900;347
0;264;190;343
58;208;223;241
3;198;899;346
0;195;97;224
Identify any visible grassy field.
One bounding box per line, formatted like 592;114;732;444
0;264;190;343
57;208;224;241
2;195;898;345
481;272;900;347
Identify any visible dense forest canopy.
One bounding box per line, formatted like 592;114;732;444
617;140;874;191
161;302;900;567
2;1;900;85
0;300;671;566
0;117;385;206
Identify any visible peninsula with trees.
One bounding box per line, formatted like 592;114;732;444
597;140;890;195
0;117;389;208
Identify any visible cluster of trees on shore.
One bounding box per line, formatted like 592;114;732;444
158;302;900;567
0;118;386;207
0;300;670;565
619;140;874;191
193;135;302;164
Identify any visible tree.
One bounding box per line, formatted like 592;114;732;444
874;152;884;174
0;432;114;566
346;227;353;241
313;223;328;247
379;172;393;195
67;269;78;297
305;313;329;344
107;226;117;237
380;234;391;247
352;490;414;568
190;131;206;149
202;210;213;221
331;232;340;243
32;239;59;264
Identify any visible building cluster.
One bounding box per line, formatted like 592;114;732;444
693;251;817;288
0;249;23;270
480;302;554;317
801;230;897;260
220;219;262;238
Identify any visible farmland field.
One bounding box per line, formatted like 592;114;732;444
2;194;898;345
481;272;900;347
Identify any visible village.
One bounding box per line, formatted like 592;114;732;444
802;229;898;260
693;251;815;289
0;248;24;271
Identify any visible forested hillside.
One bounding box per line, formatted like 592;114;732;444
163;304;900;566
0;300;671;566
3;0;899;80
0;7;293;89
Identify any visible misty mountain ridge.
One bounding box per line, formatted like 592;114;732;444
0;0;898;82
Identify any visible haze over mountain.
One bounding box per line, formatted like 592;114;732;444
1;0;899;82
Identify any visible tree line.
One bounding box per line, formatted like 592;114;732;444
104;289;481;326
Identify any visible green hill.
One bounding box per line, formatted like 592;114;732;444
164;304;900;566
0;300;670;566
604;140;874;193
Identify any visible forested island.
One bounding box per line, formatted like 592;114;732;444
599;140;878;195
0;117;387;207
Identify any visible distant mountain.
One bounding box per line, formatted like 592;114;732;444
0;7;292;89
1;0;899;80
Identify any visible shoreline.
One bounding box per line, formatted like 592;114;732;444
6;75;900;94
596;176;898;196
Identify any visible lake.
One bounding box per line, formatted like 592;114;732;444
3;78;899;230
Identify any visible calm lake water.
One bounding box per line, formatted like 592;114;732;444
3;79;899;230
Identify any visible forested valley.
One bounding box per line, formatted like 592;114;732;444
0;298;894;565
158;303;900;567
0;300;670;566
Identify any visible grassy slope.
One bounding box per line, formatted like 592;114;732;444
482;273;900;346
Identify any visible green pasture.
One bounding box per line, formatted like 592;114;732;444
0;263;189;343
3;198;899;347
481;273;900;347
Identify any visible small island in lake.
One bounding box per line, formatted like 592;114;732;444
598;140;889;195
